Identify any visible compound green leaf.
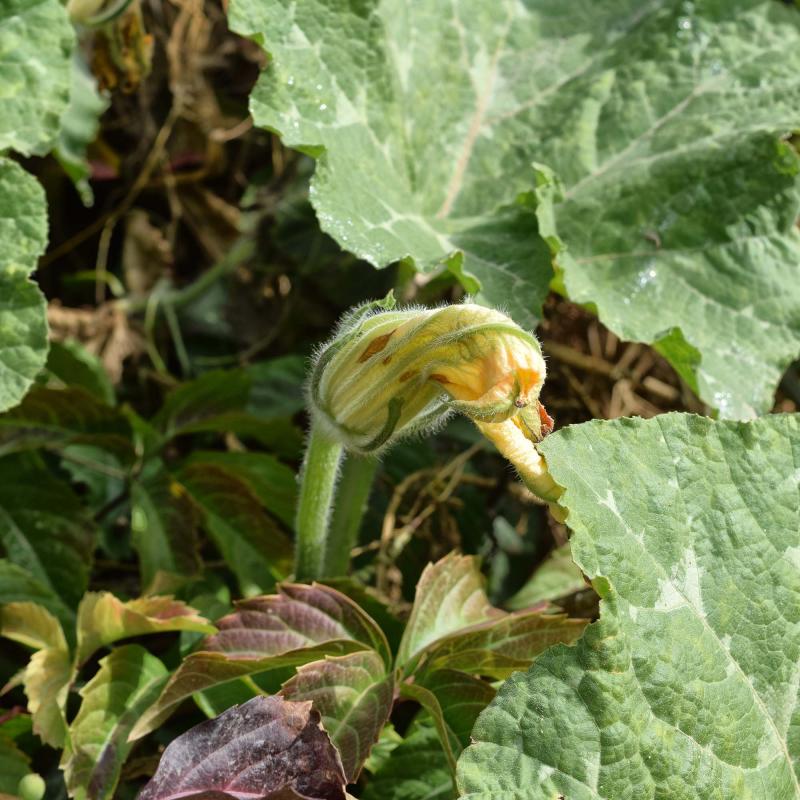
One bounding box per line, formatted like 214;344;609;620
457;413;800;799
182;451;297;528
281;650;394;781
0;160;49;414
0;386;133;461
397;554;584;675
0;457;96;609
0;0;74;156
179;463;293;595
400;668;495;775
130;467;202;591
362;717;454;800
396;554;498;670
62;645;168;800
230;0;800;414
0;561;74;632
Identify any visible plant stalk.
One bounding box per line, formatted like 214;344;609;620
326;454;378;576
294;422;345;580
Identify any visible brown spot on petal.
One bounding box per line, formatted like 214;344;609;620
358;331;395;363
399;370;417;382
429;373;451;385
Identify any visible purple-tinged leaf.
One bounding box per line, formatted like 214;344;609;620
137;696;346;800
179;464;293;595
396;554;500;669
76;593;215;665
398;554;586;676
421;609;587;680
0;387;133;461
130;584;388;740
280;651;393;782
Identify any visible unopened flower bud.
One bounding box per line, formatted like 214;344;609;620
310;294;549;452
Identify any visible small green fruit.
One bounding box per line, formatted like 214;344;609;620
17;773;46;800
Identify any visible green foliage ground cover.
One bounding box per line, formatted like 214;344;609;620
0;0;798;798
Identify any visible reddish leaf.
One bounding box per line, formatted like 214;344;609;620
280;651;394;782
138;696;346;800
130;584;388;740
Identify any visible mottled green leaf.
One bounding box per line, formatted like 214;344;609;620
0;0;74;156
457;413;800;799
227;0;554;328
55;54;108;206
230;0;800;414
0;160;49;414
130;583;389;740
0;457;96;608
62;645;168;800
281;650;394;781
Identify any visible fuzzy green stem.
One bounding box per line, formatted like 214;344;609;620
325;454;378;575
294;423;345;581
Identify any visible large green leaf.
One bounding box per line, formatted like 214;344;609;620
0;0;74;413
230;0;800;415
227;0;554;328
62;645;168;800
0;0;74;156
0;160;49;414
457;413;800;799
